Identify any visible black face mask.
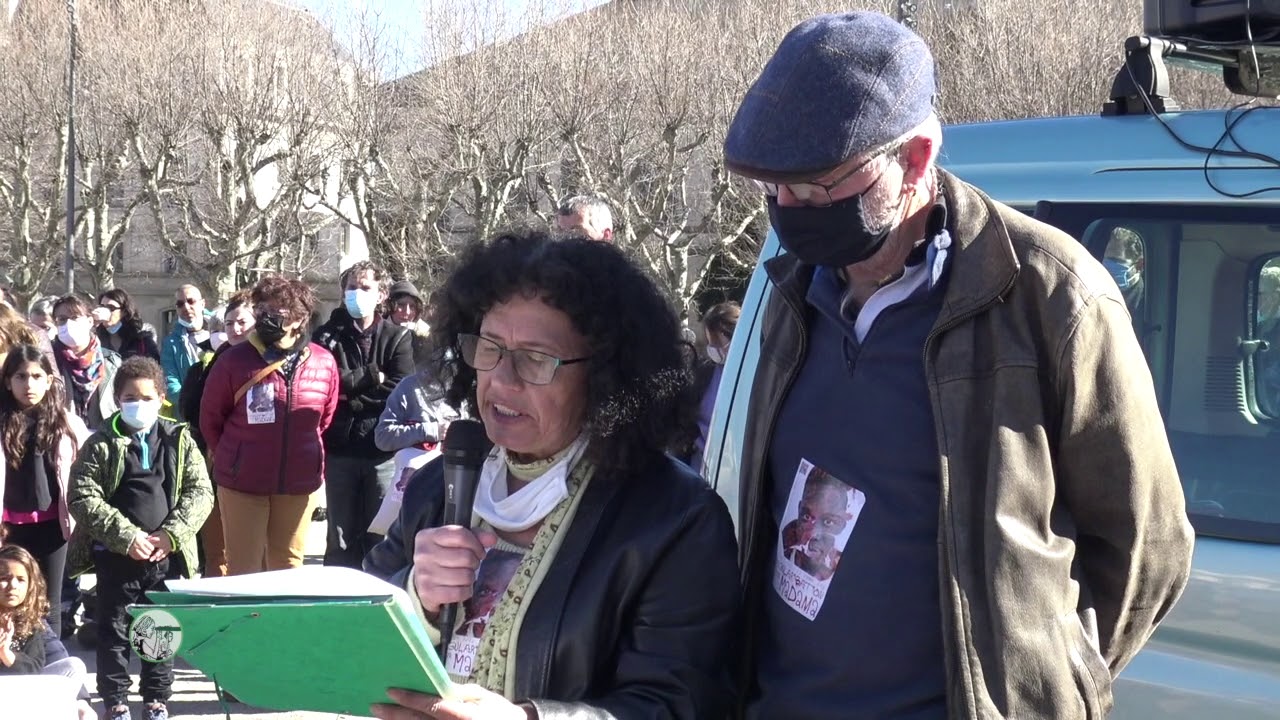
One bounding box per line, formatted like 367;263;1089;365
255;314;287;347
767;180;899;268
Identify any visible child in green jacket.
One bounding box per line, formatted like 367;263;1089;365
67;357;213;720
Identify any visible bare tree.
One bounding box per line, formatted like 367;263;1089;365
68;0;169;292
0;0;82;305
917;0;1233;122
125;0;353;300
293;3;452;284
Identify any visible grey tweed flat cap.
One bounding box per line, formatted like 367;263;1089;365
724;11;937;183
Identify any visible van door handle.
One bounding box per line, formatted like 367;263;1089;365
1239;338;1269;357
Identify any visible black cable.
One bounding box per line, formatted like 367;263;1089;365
1123;1;1280;200
1204;104;1280;198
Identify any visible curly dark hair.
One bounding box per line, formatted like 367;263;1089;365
97;288;144;332
428;229;695;474
251;275;316;324
113;356;166;400
341;260;391;295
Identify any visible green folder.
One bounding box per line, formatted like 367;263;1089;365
126;566;452;716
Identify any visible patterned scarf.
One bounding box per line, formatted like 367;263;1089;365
467;459;596;698
57;335;104;399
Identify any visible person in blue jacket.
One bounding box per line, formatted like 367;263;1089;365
159;285;215;400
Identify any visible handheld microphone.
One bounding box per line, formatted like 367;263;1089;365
437;420;491;657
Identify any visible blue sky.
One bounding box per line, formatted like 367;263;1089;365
295;0;603;78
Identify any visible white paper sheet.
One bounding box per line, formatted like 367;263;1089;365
165;565;399;598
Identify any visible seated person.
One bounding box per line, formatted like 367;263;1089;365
365;230;740;719
0;542;93;719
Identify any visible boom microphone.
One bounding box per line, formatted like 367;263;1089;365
437;420;491;657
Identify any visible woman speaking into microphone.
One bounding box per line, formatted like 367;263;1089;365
364;230;739;719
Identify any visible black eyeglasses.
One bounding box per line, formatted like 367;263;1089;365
458;333;590;386
175;298;201;307
751;143;902;207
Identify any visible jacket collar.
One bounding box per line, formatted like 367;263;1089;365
168;311;213;338
247;331;310;362
326;306;381;336
932;170;1020;329
764;170;1020;328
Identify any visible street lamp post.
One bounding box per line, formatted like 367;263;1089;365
64;0;77;294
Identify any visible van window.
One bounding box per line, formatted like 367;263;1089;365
1102;227;1146;317
1039;203;1280;543
1253;259;1280;419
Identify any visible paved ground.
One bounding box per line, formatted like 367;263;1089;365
70;510;371;720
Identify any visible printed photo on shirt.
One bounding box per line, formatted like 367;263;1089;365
246;382;276;425
773;458;865;621
446;548;523;679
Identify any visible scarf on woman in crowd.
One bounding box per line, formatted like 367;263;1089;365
57;335;104;408
467;444;596;699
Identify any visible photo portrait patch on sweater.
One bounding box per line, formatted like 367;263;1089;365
773;458;865;621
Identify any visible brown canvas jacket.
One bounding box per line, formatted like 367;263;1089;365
737;171;1195;719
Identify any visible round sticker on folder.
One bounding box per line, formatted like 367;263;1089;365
129;609;183;663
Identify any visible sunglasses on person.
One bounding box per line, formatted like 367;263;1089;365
458;333;590;386
175;298;201;307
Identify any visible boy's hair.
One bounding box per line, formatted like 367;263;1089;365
0;544;49;643
114;356;166;399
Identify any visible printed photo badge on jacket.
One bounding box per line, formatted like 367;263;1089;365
446;548;523;680
247;382;276;424
774;459;865;621
130;609;183;663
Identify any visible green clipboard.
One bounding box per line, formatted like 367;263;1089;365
126;566;452;716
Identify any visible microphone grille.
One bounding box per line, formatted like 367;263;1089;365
443;420;491;464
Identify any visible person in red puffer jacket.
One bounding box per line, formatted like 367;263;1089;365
199;276;338;575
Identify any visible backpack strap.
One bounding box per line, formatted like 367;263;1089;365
233;359;287;405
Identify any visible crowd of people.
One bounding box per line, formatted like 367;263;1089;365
0;194;737;720
0;10;1197;720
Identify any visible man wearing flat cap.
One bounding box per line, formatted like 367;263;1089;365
725;11;1193;719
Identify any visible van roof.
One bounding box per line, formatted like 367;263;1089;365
940;109;1280;206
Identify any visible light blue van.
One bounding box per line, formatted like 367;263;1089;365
703;20;1280;720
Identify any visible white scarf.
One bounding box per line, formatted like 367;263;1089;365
473;437;589;532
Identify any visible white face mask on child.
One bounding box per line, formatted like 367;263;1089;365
120;400;162;432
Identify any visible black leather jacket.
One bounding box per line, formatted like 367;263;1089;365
364;451;741;719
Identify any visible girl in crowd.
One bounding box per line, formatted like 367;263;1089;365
94;289;160;362
0;543;93;719
0;345;89;635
